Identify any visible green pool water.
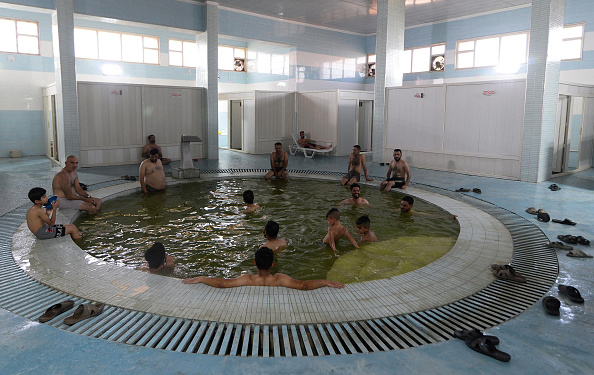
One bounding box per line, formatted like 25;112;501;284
74;178;459;283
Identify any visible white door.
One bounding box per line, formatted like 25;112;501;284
230;100;243;150
357;100;373;152
552;95;569;174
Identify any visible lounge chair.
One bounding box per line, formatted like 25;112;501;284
289;132;334;158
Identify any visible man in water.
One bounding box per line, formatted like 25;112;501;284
262;220;288;251
297;131;332;150
142;134;171;165
265;142;289;181
379;149;411;191
340;145;373;186
400;195;414;213
182;246;345;290
52;155;102;214
339;183;369;205
143;242;175;273
139;148;167;193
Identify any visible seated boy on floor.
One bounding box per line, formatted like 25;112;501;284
323;208;358;253
26;187;81;240
143;242;175;273
243;190;260;213
356;215;377;243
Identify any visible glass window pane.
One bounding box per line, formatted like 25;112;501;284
144;48;159;64
121;34;143;63
169;51;183;66
98;31;122;61
0;19;17;53
474;37;499;67
458;41;474;52
16;21;37;36
457;51;474;69
563;25;583;39
169;39;182;51
234;48;245;59
271;54;284;75
144;37;158;49
411;47;430;72
17;35;38;54
218;46;234;70
257;52;271;73
183;41;198;67
367;54;376;63
432;44;445;55
500;34;527;65
74;28;98;59
401;49;412;73
561;39;582;60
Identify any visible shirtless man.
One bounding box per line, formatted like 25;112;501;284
139;148;167;193
262;220;288;251
182;246;345;290
298;131;332;150
265;142;289;181
339;183;369;205
52;155;102;214
142;135;171;165
340;145;373;186
379;149;411;191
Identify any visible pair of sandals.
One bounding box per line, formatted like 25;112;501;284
557;234;590;245
453;328;510;362
121;175;137;181
455;188;482;194
543;285;585;315
38;301;105;325
548;184;561;191
526;207;550;222
491;264;526;283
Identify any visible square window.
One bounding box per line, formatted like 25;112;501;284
411;47;430;73
98;31;122;61
563;25;583;39
458;41;474;52
457;51;474;69
17;35;38;54
0;19;17;53
16;21;37;36
170;39;182;51
122;34;143;63
74;28;98;59
474;37;499;67
431;44;445;55
562;39;582;60
170;50;183;66
144;37;158;49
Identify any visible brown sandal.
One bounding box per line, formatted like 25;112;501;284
492;265;526;282
63;303;105;325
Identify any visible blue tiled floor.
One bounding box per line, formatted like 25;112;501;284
0;151;592;374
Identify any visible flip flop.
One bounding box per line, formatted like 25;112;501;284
548;184;561;191
472;188;482;194
537;209;550;222
38;300;75;323
558;235;578;244
454;328;500;345
558;285;584;303
567;249;593;258
526;207;538;215
491;264;511;271
464;335;511;362
545;241;573;250
542;296;560;316
576;236;590;245
455;188;471;192
552;218;577;225
63;303;105;325
492;265;526;283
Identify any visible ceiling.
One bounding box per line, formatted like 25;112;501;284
199;0;532;35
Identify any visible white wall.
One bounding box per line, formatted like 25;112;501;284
254;91;294;154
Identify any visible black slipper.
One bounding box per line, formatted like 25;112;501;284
542;296;560;316
558;285;584;303
576;236;590;245
537;209;550;222
454;328;500;345
549;184;561;191
464;335;510;362
455;188;470;192
558;235;578;244
472;188;482;194
552;218;577;225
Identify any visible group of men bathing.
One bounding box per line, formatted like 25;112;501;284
26;135;413;291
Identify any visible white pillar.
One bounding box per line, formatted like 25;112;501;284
520;0;566;182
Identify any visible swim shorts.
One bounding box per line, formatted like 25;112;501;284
386;177;406;188
145;183;163;192
58;198;83;210
35;224;66;240
343;170;361;182
274;167;284;173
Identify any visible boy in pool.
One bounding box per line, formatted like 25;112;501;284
243;190;260;213
356;215;377;243
144;242;175;273
26;187;81;240
323;208;358;253
263;220;288;251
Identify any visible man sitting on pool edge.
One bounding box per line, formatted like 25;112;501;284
182;247;345;290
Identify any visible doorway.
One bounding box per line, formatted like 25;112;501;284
357;100;373;152
552;95;570;174
43;94;59;163
553;95;585;174
230;100;243;151
218;100;229;148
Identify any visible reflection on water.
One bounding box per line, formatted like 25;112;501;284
75;179;460;282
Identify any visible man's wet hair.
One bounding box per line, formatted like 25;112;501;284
145;242;166;269
243;190;254;204
149;148;159;155
350;183;360;191
353;145;361;150
275;142;282;147
356;215;370;228
28;187;46;203
402;196;414;206
255;246;274;270
326;207;340;220
299;130;304;134
394;148;402;153
148;134;155;140
264;220;280;238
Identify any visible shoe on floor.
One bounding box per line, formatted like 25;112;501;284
558;285;584;303
38;300;75;323
552;218;577;225
542;296;561;316
526;207;538;215
545;241;573;250
567;249;593;258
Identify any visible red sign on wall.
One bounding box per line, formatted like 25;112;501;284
483;90;496;96
172;92;182;97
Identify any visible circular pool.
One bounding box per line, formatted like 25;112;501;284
75;178;459;282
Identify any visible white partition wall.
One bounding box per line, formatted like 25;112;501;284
77;82;206;166
386;80;526;180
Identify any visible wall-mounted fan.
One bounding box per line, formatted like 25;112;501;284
431;55;445;71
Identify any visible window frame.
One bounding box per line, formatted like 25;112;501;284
0;17;40;56
73;26;160;65
218;45;247;72
169;38;198;68
455;31;529;71
404;43;446;74
561;23;585;61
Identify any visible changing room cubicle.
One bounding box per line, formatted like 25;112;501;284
218;91;295;154
297;90;374;156
77;82;206;166
385;80;526;180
